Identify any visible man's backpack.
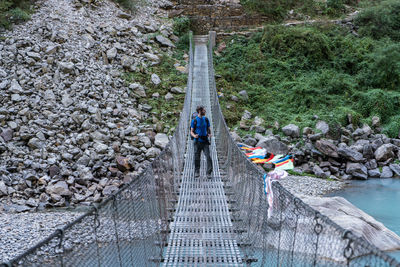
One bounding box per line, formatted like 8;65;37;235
190;112;209;140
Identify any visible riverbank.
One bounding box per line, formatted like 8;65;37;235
280;175;346;197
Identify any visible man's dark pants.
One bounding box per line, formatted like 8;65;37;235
194;141;213;175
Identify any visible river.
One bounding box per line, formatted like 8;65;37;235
328;178;400;261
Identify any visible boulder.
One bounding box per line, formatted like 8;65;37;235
28;138;44;149
389;164;400;177
303;127;313;135
165;92;174;101
146;147;161;158
338;147;364;162
0;128;13;142
230;132;242;142
107;47;117;60
241;110;252;120
315;139;338;158
282;124;300;138
238;90;248;101
171;87;184;94
368;168;381;178
155;35;175;47
58;62;75;73
346;162;368;179
375;144;395;162
381;166;393;178
256;136;288;155
0;181;8;196
9;79;23;93
93;142;108;154
372;116;380;127
362;144;374;159
313;165;327;178
253;116;265;127
316;121;329;135
155;133;169;149
103;185;119;196
116;157;132;172
151;73;161;85
121;55;134;68
302;196;400;252
46;181;71;197
244;137;257;147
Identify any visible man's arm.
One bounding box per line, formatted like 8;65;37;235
207;127;212;137
191;128;198;138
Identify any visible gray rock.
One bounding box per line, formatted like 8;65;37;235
313;165;327;178
0;80;8;89
346;162;368;179
44;89;55;100
316;121;329;135
303;127;313;135
151;73;161;85
365;159;378;170
389;164;400;177
0;181;8;196
0;128;13;142
372;116;380;127
139;135;152;148
362;144;374;159
146;147;161;158
171;87;184;94
46;181;71;196
244;137;257;147
309;133;323;141
9;79;23;93
230;132;242;142
282;124;300;138
27;51;41;60
391;139;400;147
93;142;108;154
61;94;73;107
76;155;90;166
238;90;248;101
121;55;134;68
28;138;44;149
129;83;146;97
241;110;252;120
155;35;175;47
155;133;169;149
11;94;21;102
165;92;174;101
368;168;381;178
302;195;400;252
338;147;364;162
381;166;393;178
103;185;119;196
58;62;74;73
371;138;384;151
107;47;117;59
256;136;288;155
315;139;339;158
375;144;395;162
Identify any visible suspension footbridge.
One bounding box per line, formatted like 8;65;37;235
2;33;399;267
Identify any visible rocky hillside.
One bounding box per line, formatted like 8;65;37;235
0;0;184;212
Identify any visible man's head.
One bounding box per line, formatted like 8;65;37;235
196;106;206;116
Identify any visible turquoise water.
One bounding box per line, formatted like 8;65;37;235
329;178;400;262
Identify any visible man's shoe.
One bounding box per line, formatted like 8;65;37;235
194;172;200;178
207;173;212;179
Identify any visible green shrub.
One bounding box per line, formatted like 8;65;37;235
173;16;191;36
355;89;400;121
383;115;400;138
355;0;400;41
0;0;33;29
260;26;332;66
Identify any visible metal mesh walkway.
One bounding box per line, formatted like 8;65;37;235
163;36;243;266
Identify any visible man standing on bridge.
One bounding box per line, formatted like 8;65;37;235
191;105;213;178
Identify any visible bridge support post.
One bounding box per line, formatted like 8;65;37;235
209;31;216;48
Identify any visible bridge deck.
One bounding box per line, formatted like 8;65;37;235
163;36;243;266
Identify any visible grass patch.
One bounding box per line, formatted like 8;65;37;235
122;53;188;134
0;0;35;30
111;0;147;14
214;22;400;138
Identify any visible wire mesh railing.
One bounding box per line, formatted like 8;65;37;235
206;34;400;267
2;31;400;267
